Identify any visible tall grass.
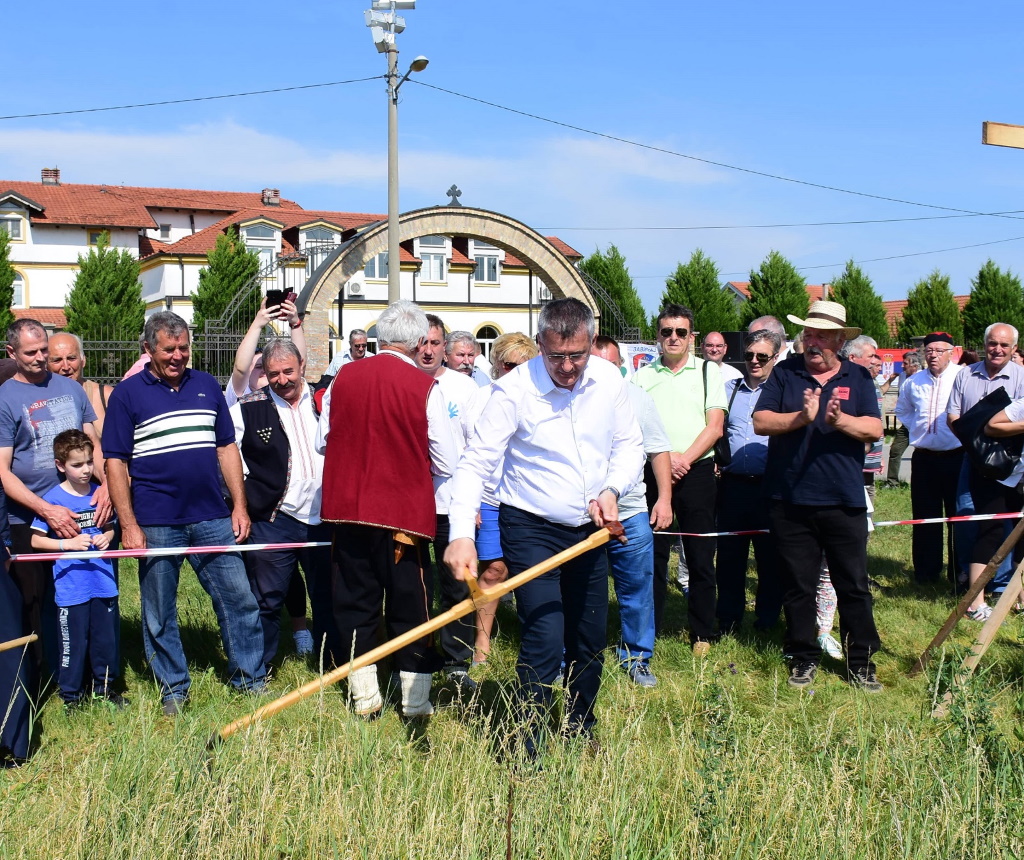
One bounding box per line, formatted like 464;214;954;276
2;487;1024;859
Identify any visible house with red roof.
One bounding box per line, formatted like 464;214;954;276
0;169;583;356
724;281;830;305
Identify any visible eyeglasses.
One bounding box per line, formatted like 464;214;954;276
923;347;953;356
544;351;589;365
659;327;690;339
743;351;776;364
502;360;523;371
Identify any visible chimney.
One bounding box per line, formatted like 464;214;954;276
41;167;61;185
261;188;281;206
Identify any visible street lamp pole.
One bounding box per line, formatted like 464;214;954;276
386;45;401;303
366;0;426;305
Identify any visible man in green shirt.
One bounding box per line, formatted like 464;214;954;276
632;304;727;654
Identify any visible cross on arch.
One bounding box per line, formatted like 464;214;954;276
446;185;463;207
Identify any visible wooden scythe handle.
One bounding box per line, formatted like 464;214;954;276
909;512;1024;677
211;522;624;747
0;633;38;654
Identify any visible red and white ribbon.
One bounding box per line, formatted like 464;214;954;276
9;541;331;563
659;511;1024;538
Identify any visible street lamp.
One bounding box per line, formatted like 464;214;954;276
365;1;428;304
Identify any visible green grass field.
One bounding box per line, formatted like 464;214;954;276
2;486;1024;859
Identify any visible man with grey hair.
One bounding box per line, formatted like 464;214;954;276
319;300;458;721
444;331;478;377
104;311;267;714
948;322;1024;613
231;339;338;672
0;318;108;691
446;298;644;753
326;328;369;376
841;335;884;504
748;315;790;361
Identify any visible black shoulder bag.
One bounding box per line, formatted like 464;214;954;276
951;386;1024;481
702;360;738;469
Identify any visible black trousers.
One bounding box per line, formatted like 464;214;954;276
650;458;717;642
331;523;443;674
715;474;782;630
247;516;341;669
9;523;57;692
770;502;881;671
910;448;962;584
432;514;474;671
968;471;1024;568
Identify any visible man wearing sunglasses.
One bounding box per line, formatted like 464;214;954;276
715;329;784;636
752;300;883;693
632;304;728;655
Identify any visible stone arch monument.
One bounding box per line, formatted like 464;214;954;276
295;205;596;376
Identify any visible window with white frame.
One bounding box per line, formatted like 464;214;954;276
474;255;499;283
159;223;171;240
419;235;445;247
421;252;446;282
0;214;23;240
11;272;24;307
364;252;388;280
243;224;276;240
242;223;278;273
476;325;500;359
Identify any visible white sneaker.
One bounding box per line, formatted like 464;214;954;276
817;632;843;660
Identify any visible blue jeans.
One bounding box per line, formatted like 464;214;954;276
139;518;267;702
607;511;655;667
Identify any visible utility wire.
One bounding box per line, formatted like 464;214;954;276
0;77;382;121
628;233;1024;279
413;80;1024;222
539;211;1024;231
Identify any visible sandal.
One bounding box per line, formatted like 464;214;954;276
966;604;993;622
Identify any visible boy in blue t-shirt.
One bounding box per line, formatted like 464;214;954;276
30;429;123;708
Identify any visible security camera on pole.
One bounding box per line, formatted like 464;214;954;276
365;1;429;304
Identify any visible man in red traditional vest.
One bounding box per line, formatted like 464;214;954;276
318;300;458;720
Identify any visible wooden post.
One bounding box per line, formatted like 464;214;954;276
0;633;38;654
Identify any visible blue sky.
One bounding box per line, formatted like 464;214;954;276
5;1;1024;312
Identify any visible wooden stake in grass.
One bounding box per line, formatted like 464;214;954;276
210;522;625;748
0;633;37;654
908;514;1024;677
932;558;1024;718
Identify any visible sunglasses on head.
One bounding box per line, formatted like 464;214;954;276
659;327;689;339
743;351;776;364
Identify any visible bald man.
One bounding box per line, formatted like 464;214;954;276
48;333;115;438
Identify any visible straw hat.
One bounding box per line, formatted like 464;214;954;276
786;300;861;339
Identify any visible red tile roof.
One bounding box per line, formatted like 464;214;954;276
15;308;66;328
545;236;582;259
883;296;969;336
0;181;302;228
726;281;826;301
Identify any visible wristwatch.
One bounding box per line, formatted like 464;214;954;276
600;487;620;500
289;319;303;329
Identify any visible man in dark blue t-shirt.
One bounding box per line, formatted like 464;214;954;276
753;301;883;693
103;312;266;715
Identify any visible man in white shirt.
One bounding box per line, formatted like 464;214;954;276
895;332;963;586
702;332;743;383
232;340;339;671
445;299;645;751
415;316;481;689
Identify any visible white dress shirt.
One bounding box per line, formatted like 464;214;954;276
715;361;744;383
231;382;323;524
447;354;645;541
433;368;480;514
894;363;962;451
315;351;459;480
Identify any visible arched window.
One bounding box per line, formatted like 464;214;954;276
475;324;501;359
243;224;276;240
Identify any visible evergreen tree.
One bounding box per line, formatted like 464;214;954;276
191;226;261;335
896;269;963;344
827;260;891;346
577;244;651;339
660;249;740;335
65;232;145;341
0;229;16;337
740;250;809;335
961;259;1024;347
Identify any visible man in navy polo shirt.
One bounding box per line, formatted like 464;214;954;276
753;301;884;693
103;312;266;715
